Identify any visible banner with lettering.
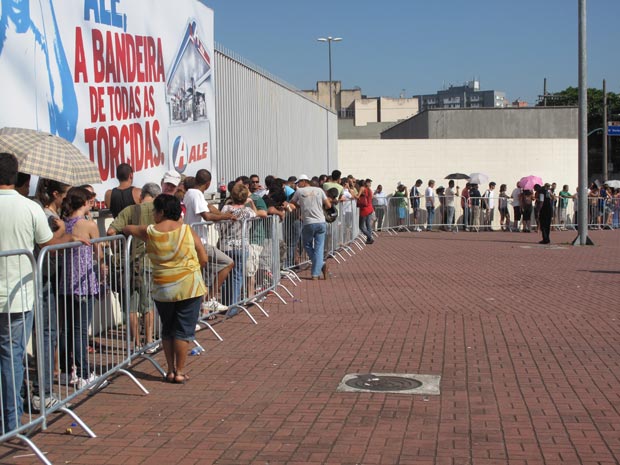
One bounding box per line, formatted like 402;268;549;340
0;0;216;197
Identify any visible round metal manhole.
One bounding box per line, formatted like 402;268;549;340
345;374;422;392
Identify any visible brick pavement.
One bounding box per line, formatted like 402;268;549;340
2;229;620;465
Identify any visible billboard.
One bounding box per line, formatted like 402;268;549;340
0;0;216;197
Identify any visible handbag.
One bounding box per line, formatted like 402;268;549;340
324;206;338;223
357;191;368;208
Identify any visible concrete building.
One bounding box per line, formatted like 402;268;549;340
381;107;578;139
418;80;507;111
302;81;419;126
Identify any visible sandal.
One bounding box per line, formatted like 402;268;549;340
164;372;176;383
174;373;190;384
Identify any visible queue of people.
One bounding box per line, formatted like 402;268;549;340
0;158;378;431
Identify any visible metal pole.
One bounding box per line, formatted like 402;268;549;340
602;79;608;182
328;39;333;110
574;0;592;245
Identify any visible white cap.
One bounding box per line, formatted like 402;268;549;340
295;174;310;184
162;170;181;186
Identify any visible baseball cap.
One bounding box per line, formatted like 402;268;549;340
295;174;310;184
162;170;181;186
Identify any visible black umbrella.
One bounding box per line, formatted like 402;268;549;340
445;173;470;180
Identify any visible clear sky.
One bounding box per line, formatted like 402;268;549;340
206;0;618;105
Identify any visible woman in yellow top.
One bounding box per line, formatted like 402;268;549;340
124;194;207;384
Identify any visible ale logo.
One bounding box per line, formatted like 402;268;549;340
172;136;188;174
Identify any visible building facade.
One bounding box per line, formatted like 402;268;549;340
418;80;507;111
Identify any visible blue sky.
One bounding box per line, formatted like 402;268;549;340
206;0;618;105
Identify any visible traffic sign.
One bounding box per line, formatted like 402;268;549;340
608;125;620;136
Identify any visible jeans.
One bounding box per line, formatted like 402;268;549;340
0;310;34;431
463;206;470;228
284;218;302;268
223;248;248;305
426;207;435;230
301;222;326;278
33;282;57;396
446;206;455;229
60;295;94;380
359;214;372;242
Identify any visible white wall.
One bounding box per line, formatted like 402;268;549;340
338;139;578;192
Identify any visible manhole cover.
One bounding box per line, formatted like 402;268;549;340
337;373;440;395
345;374;422;391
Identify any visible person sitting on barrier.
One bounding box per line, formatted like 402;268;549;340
58;186;104;389
107;182;162;354
219;184;257;313
290;175;332;280
0;154;83;430
123;194;207;384
184;169;234;313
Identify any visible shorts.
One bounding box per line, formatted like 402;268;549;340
521;205;533;220
130;278;152;314
246;243;263;277
155;296;201;341
499;207;509;216
204;243;234;284
513;206;522;221
398;206;406;219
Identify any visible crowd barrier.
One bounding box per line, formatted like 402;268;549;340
373;195;620;233
1;200;368;464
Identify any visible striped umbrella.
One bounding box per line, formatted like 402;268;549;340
0;127;100;185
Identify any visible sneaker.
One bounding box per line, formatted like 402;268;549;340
59;367;78;385
415;227;422;232
31;394;61;413
145;344;159;354
203;299;228;312
76;373;109;390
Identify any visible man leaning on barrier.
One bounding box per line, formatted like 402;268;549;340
107;182;162;353
289;175;332;280
0;153;86;431
183;169;234;312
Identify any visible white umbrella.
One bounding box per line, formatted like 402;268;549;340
468;172;489;185
604;180;620;189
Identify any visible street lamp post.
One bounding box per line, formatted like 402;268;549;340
317;36;342;110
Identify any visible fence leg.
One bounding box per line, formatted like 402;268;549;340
59;407;97;438
116;369;149;395
14;435;52;465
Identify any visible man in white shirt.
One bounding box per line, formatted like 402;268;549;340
290;175;332;280
425;179;436;231
482;182;496;230
444;180;460;231
373;184;388;230
184;169;234;311
0;152;76;430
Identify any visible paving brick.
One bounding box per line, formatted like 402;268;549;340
3;230;620;464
